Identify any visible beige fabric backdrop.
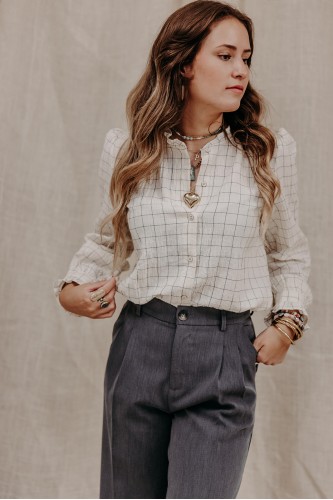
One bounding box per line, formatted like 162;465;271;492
0;0;331;497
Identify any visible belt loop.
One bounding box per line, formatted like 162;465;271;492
135;303;142;316
220;310;227;331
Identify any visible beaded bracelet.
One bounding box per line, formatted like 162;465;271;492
273;313;303;326
277;312;304;329
272;309;306;331
273;309;305;323
273;312;305;328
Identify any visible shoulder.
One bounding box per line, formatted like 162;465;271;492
103;127;129;157
269;128;299;201
99;128;128;187
270;127;297;182
272;127;297;164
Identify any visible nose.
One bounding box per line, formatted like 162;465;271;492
231;58;248;79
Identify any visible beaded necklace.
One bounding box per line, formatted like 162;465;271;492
173;124;224;141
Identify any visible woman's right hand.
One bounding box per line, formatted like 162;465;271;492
58;277;118;319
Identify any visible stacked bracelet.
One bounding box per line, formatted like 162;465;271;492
271;309;305;344
273;323;295;345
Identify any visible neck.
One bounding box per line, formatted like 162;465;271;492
179;101;223;137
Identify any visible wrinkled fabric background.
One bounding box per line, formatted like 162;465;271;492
0;0;331;498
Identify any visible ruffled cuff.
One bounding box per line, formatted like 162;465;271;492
53;270;123;318
53;276;94;318
264;307;310;332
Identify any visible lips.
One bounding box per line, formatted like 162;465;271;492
226;85;244;90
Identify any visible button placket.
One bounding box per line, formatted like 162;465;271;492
187;208;197;266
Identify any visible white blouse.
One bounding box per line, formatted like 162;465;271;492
53;126;312;329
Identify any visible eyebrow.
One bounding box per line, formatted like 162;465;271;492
216;44;252;54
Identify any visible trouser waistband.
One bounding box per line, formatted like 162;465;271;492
128;298;252;332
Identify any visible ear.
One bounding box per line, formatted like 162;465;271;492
180;63;194;80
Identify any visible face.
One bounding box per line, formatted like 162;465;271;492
182;17;251;114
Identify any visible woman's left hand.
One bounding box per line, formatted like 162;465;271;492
253;324;294;365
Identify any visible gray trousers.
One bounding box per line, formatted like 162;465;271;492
100;298;259;499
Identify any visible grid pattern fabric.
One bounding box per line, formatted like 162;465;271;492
53;127;312;329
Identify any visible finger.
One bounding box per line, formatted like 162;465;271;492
87;277;116;292
253;341;262;353
88;278;117;301
98;288;116;303
255;345;263;362
98;308;117;319
95;299;117;319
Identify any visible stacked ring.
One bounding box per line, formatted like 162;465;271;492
98;297;110;309
89;288;110;308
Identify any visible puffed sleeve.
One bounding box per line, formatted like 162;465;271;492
263;128;313;331
53;127;131;304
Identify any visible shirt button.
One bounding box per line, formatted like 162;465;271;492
188;214;194;221
188;256;193;262
201;181;207;186
178;310;188;321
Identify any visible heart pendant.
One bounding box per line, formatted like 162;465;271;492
183;192;201;208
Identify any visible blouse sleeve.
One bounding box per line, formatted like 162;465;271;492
263;128;313;331
53;128;131;307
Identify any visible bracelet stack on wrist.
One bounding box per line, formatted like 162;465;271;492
271;309;305;345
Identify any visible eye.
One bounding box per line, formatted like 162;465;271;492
243;58;250;65
218;54;231;61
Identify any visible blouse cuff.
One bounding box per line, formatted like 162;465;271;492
264;306;310;332
53;272;121;318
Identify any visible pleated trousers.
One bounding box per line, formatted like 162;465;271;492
100;297;259;499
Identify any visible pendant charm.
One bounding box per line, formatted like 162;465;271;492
190;166;196;181
183;192;201;208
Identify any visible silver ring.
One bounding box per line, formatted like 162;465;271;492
99;299;110;309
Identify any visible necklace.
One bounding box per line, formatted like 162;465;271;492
173;123;223;141
189;151;201;181
183;150;202;208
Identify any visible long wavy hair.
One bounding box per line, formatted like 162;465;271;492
101;0;281;274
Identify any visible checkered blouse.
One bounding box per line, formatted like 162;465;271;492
53;126;312;329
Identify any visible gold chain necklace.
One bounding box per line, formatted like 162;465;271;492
184;150;202;208
189;151;201;181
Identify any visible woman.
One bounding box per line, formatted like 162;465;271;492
54;1;312;498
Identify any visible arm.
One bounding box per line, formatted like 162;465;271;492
263;128;313;331
253;129;313;364
53;128;131;317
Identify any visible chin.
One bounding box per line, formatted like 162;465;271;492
214;98;242;113
222;102;242;113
